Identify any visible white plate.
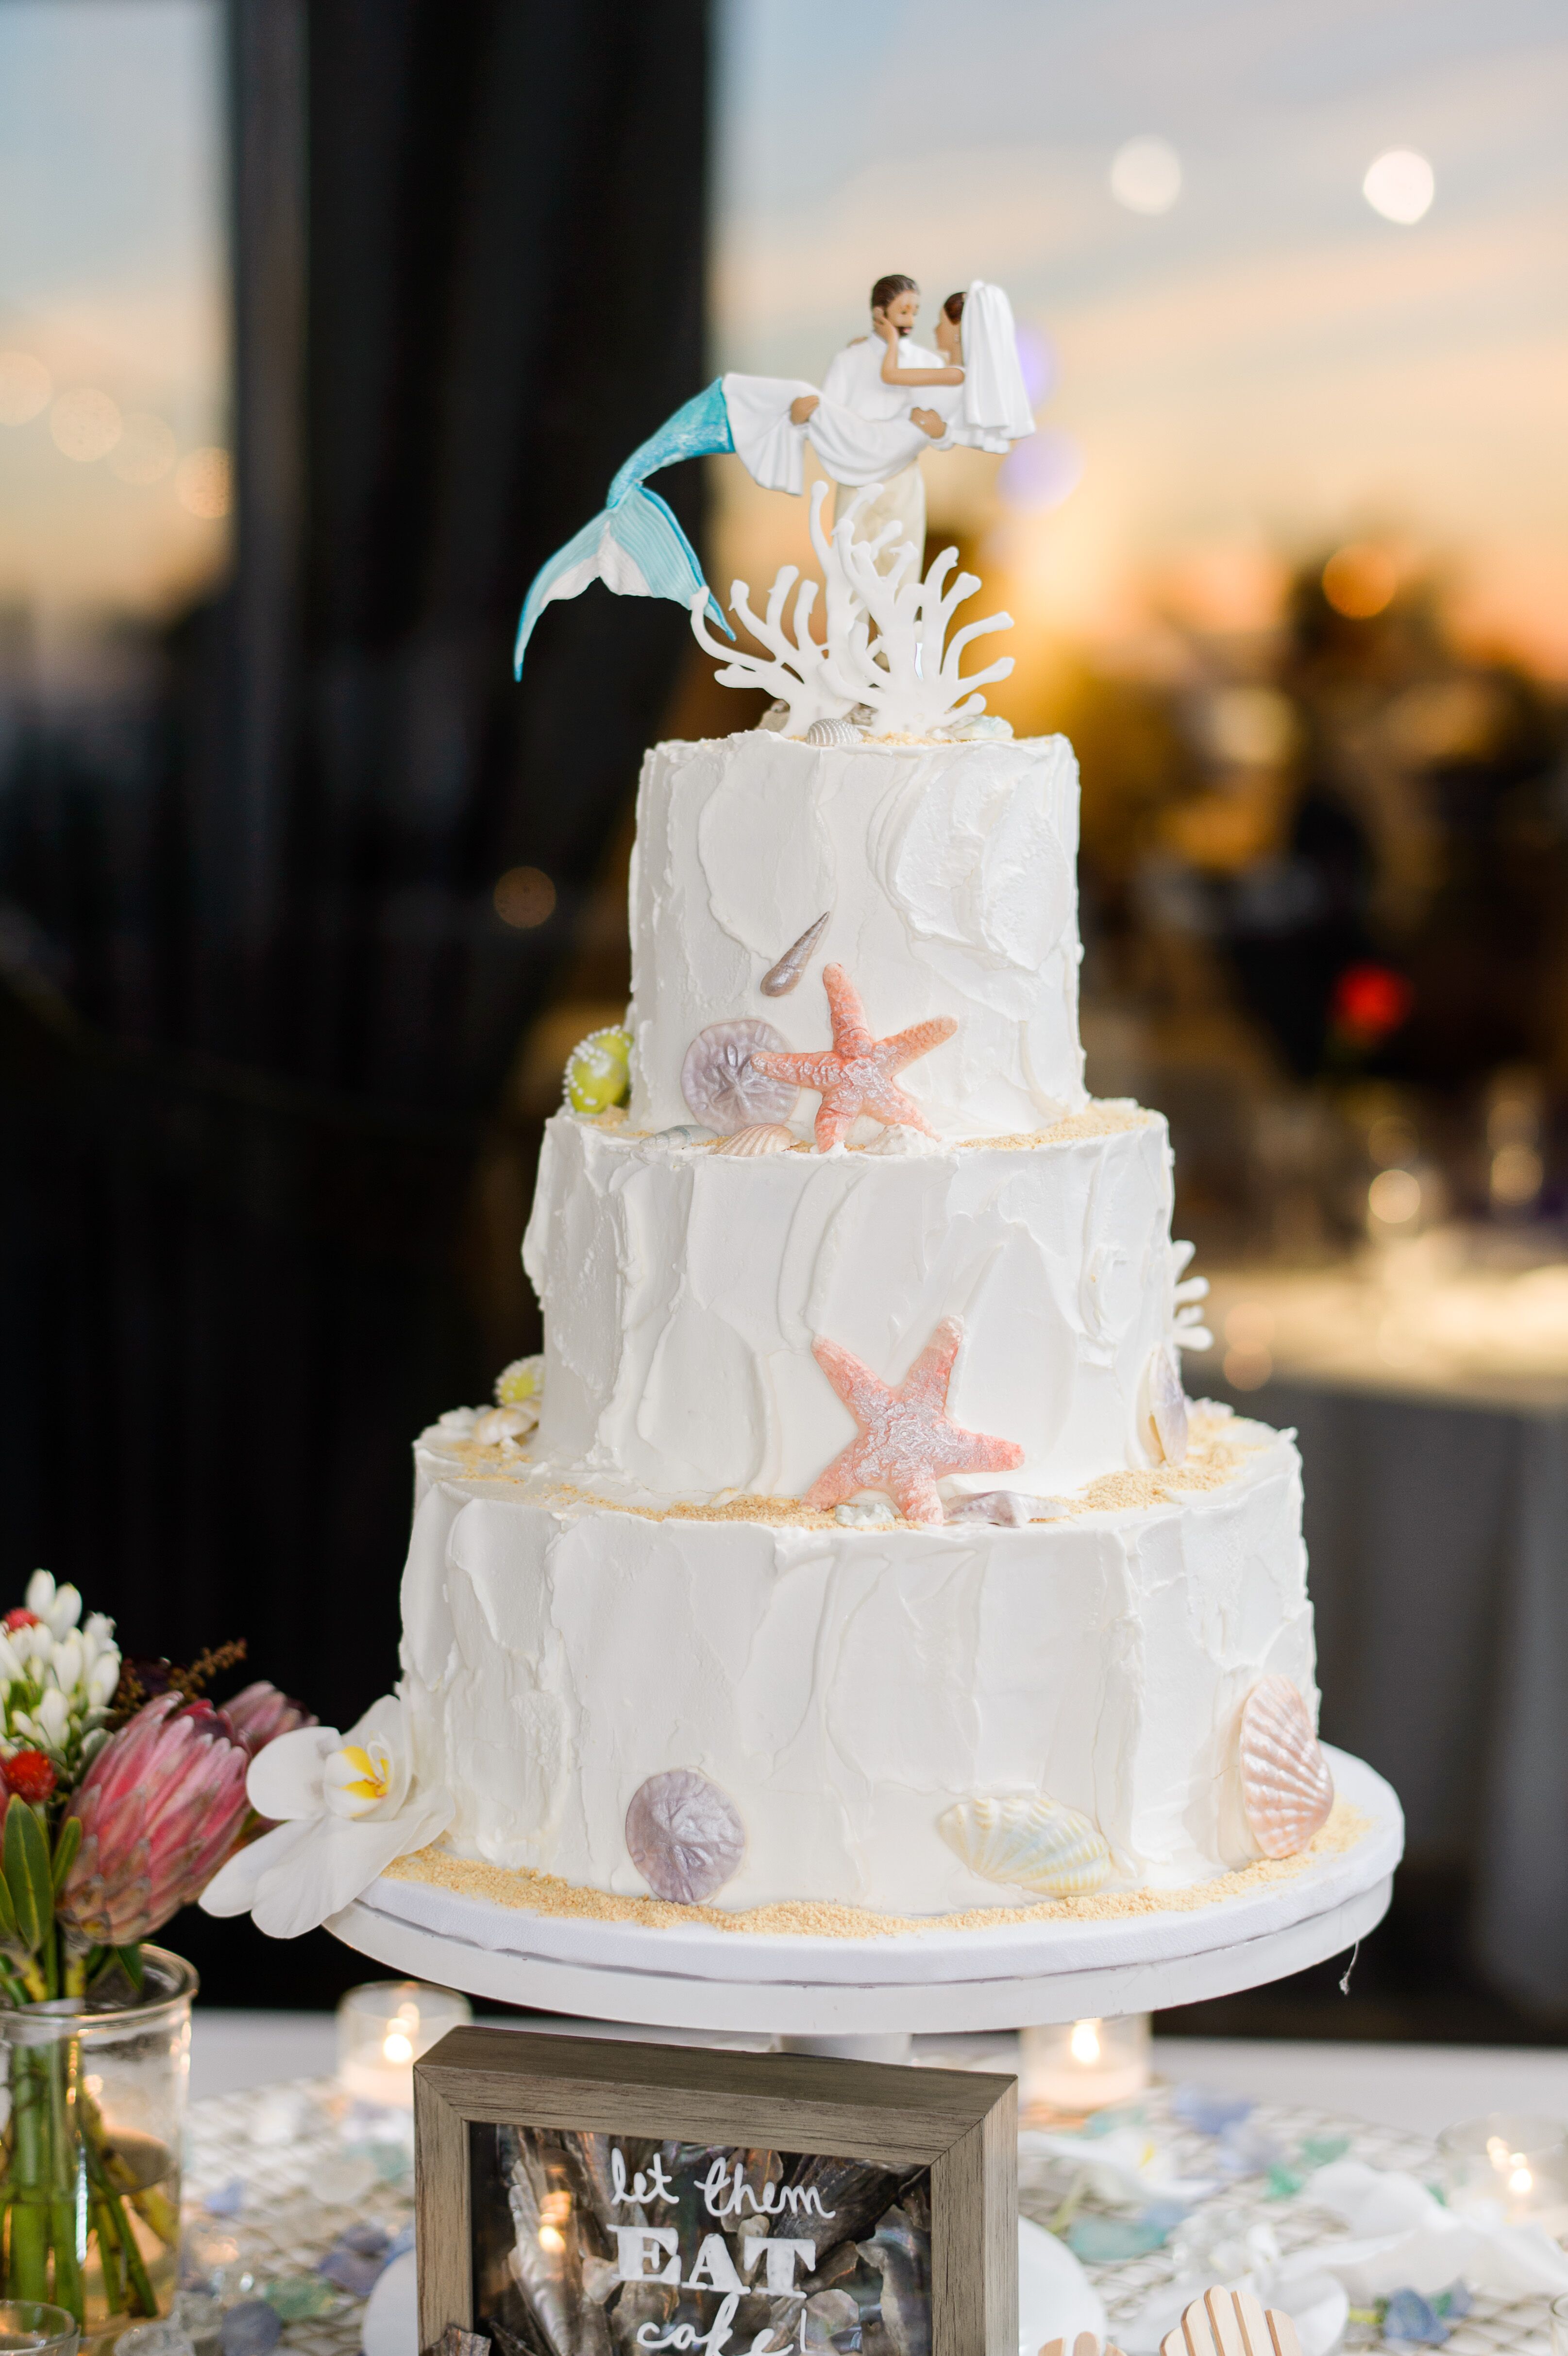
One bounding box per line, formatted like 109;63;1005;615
1018;2215;1107;2355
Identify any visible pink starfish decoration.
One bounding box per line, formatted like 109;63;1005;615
804;1316;1024;1527
752;964;956;1152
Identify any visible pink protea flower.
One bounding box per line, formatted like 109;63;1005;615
223;1679;318;1759
57;1695;252;1945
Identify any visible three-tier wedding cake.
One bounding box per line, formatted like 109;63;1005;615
396;488;1337;1926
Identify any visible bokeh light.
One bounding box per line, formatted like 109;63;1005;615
1363;149;1435;224
1321;541;1398;618
0;352;51;426
174;446;231;517
1110;137;1182;216
1367;1167;1422;1225
50;388;122;463
996;426;1083;514
493;866;557;928
1012;324;1056;409
109;412;178;486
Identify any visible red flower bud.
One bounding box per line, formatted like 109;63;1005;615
3;1751;56;1803
2;1610;41;1633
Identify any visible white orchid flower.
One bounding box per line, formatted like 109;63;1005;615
200;1693;452;1940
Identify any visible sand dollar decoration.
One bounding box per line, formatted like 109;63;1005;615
1143;1341;1189;1465
625;1768;746;1903
938;1793;1111;1896
565;1026;632;1115
1238;1675;1334;1859
680;1019;798;1135
710;1123;795;1157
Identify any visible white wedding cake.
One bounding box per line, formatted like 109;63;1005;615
396;492;1335;1925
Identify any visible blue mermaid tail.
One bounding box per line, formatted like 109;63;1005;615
514;380;736;674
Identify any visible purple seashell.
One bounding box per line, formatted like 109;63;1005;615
625;1768;745;1903
760;910;830;997
681;1019;798;1135
943;1491;1068;1527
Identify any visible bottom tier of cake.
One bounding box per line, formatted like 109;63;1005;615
398;1407;1314;1917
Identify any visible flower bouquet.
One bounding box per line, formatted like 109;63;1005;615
0;1573;313;2340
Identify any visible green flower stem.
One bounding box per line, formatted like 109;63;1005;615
81;2132;156;2318
87;2192;126;2316
46;2041;83;2324
8;2050;52;2301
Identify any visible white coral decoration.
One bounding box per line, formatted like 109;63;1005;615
689;481;1015;740
827;489;1015;736
0;1573;120;1772
1169;1238;1214;1353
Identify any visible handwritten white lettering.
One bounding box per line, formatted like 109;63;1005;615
611;2148;679;2207
701;2160;837;2224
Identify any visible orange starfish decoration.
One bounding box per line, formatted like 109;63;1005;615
804;1316;1024;1528
752;964;956;1152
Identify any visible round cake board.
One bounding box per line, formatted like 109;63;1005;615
327;1744;1400;2037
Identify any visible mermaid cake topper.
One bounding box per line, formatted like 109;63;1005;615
512;275;1035;672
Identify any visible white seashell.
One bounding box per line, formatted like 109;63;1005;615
711;1123;795;1157
863;1122;943;1157
1144;1342;1189;1463
802;716;863;746
944;713;1013;742
625;1768;746;1903
650;1124;713;1147
1239;1676;1334;1859
757;699;791;733
938;1793;1111;1896
943;1491;1068;1527
681;1019;798;1134
472;1404;536;1445
760;909;830;996
835;1500;894;1528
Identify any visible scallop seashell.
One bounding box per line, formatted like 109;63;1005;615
472;1404;535;1445
803;716;863;746
1239;1676;1334;1858
943;1491;1069;1527
711;1122;795;1157
938;1793;1111;1896
760;909;831;997
1144;1342;1189;1464
681;1019;798;1134
625;1768;746;1904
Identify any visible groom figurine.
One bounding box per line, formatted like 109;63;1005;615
792;274;963;560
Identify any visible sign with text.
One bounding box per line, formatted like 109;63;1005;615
414;2031;1015;2356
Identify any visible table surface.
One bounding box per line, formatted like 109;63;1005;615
188;2008;1568;2136
185;2029;1568;2356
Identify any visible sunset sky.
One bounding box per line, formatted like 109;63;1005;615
0;0;227;633
711;0;1568;675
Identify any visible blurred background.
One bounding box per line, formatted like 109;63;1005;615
2;0;1567;2026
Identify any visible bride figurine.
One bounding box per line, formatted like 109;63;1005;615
513;275;1036;672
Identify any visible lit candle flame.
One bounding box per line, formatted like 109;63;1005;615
1069;2019;1101;2066
383;2029;414;2065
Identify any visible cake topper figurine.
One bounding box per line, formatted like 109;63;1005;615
804;1315;1025;1527
513;276;1034;670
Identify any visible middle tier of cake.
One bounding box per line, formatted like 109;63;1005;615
523;1102;1188;1505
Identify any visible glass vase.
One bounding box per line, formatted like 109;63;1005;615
0;1949;194;2346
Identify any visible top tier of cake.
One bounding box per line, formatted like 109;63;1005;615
626;729;1088;1142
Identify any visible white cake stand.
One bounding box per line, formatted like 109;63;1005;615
328;1744;1400;2037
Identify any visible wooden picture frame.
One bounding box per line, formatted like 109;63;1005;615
415;2026;1018;2356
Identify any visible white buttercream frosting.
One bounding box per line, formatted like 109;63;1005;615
625;731;1087;1140
523;1108;1180;1504
399;1416;1315;1914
